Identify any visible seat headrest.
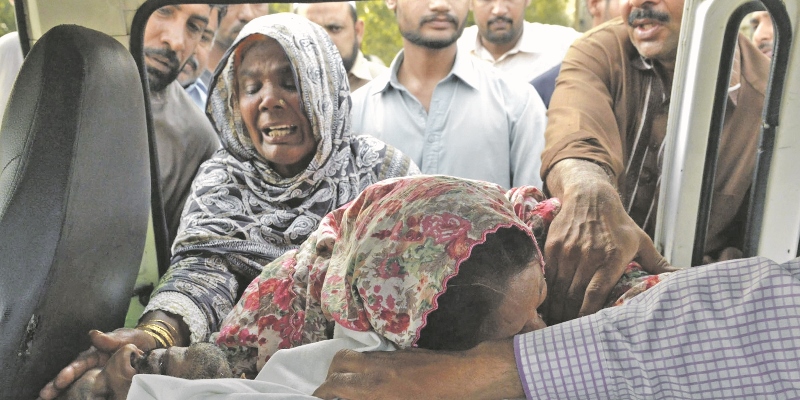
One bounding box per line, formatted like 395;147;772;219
0;25;150;398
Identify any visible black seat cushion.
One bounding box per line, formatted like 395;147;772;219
0;25;150;398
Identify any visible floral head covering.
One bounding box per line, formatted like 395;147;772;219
214;176;560;377
148;14;417;343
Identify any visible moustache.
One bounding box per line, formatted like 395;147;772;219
144;47;180;70
183;56;198;72
627;6;670;26
420;13;458;27
487;16;513;27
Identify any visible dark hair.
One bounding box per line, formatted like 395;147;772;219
416;227;536;351
347;3;357;25
213;4;228;26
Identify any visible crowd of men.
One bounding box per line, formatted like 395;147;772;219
0;0;792;398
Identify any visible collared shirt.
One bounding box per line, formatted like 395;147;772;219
458;21;582;83
515;256;800;399
184;78;209;110
541;19;769;260
350;49;546;189
150;81;221;245
348;50;388;92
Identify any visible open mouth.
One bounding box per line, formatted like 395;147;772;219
631;19;663;38
261;125;296;139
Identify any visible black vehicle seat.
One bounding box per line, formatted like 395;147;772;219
0;25;150;398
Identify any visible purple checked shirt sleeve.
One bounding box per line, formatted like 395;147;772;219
515;256;800;399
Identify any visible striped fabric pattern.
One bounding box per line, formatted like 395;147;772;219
515;256;800;399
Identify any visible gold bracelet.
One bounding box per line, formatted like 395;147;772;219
138;327;167;348
142;323;176;348
136;322;176;348
149;319;179;337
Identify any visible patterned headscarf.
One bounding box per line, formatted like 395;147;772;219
214;175;560;377
148;14;417;342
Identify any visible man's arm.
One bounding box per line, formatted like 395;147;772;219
314;257;800;399
313;340;523;400
540;158;671;323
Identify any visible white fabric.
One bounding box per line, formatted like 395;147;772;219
457;22;581;83
127;325;396;399
349;50;387;82
0;32;24;123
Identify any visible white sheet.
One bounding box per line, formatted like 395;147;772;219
127;325;396;399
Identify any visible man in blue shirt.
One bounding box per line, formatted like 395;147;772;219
349;0;546;189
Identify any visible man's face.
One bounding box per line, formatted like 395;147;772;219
588;0;622;27
621;0;684;67
486;261;548;341
387;0;470;50
298;3;362;73
177;6;220;86
470;0;531;46
750;11;774;58
144;5;211;93
215;3;271;50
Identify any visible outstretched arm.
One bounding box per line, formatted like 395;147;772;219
313;340;522;400
540;158;672;323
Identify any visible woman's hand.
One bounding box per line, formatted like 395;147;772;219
37;328;155;400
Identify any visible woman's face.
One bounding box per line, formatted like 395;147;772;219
487;261;548;339
237;36;316;178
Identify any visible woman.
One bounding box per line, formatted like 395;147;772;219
137;13;418;346
124;174;552;398
38;14;418;399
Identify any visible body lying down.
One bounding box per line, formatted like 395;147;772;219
61;175;669;400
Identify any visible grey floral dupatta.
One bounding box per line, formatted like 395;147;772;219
144;14;418;342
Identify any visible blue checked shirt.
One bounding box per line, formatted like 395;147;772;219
515;256;800;399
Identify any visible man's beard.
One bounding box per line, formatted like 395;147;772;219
400;13;466;50
482;16;517;45
341;39;359;72
144;47;182;93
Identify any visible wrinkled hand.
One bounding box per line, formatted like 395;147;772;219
313;340;522;400
541;181;673;324
38;328;155;400
97;344;142;400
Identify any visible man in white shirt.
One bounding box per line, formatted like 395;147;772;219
350;0;547;189
457;0;581;83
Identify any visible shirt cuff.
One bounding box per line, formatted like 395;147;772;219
143;291;209;343
514;314;611;399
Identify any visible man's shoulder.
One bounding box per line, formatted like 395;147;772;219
523;22;582;41
563;19;634;65
350;72;391;111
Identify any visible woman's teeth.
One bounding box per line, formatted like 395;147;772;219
264;126;293;138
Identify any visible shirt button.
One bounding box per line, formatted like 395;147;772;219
427;136;435;143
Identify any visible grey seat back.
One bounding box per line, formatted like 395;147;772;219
0;25;150;398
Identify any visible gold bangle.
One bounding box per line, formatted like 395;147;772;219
136;323;176;348
149;319;179;337
139;328;167;348
142;323;176;348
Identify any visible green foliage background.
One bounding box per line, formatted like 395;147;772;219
0;1;16;37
